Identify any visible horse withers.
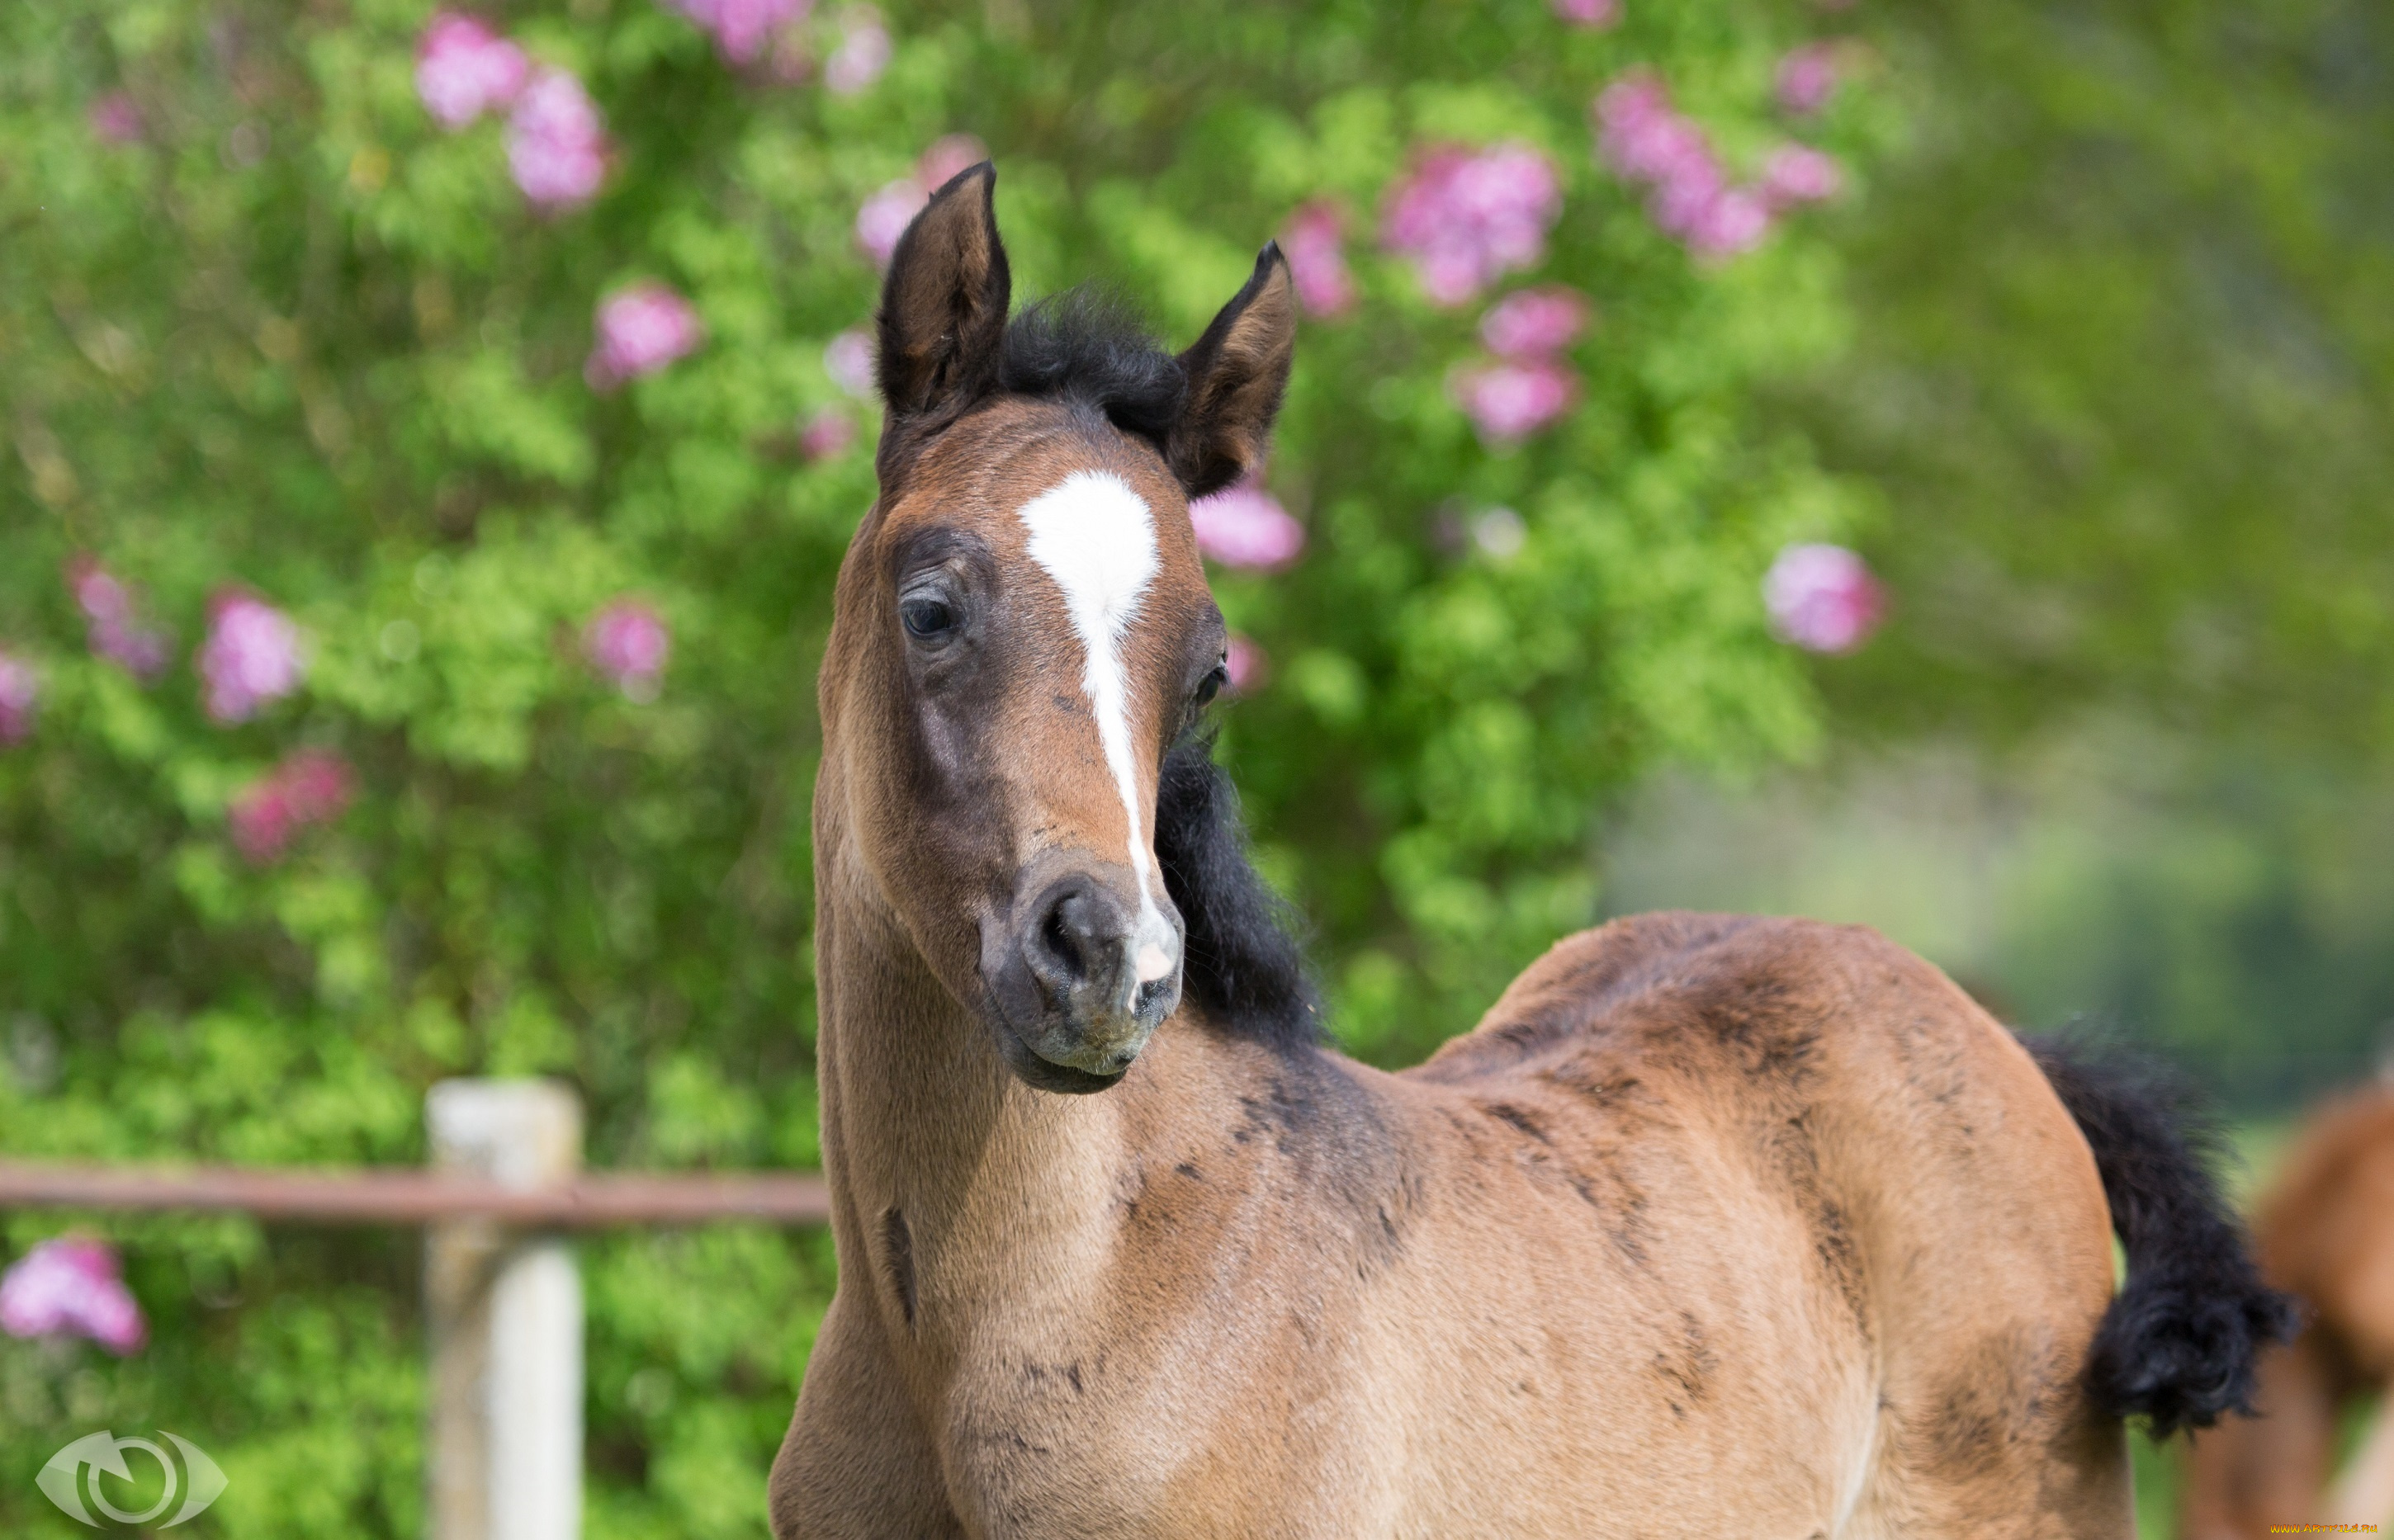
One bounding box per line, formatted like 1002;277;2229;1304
769;163;2292;1538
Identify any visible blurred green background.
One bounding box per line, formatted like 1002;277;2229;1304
3;0;2388;1533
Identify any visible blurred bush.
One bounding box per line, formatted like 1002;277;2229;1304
0;0;1866;1532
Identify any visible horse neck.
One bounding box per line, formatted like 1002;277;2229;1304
811;810;1148;1325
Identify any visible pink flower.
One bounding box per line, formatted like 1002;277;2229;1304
1550;0;1620;25
1595;76;1714;187
0;653;38;745
229;749;354;864
856;178;926;267
798;405;857;461
1762;542;1885;654
584;599;670;701
415;13;528;130
1596;73;1782;259
1281;203;1356;319
665;0;811;65
1760;144;1843;209
88;92;144;146
1382;144;1564;307
824;7;892;95
916;134;988;191
586;283;703;390
1685;187;1772;257
1479;287;1588;358
506;68;608;210
1776;43;1841;116
1188;484;1306;570
0;1239;146;1354
1224;634;1268;695
198;593;305;724
1450;357;1578;444
66;559;172;680
824;329;877;398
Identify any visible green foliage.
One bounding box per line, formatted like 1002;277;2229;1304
0;0;1864;1530
1800;0;2394;753
1753;0;2394;1107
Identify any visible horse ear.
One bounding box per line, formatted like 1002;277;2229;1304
1167;243;1297;498
875;162;1012;420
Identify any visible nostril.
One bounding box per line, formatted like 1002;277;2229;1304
1042;898;1090;983
1024;881;1135;1006
1133;975;1177;1021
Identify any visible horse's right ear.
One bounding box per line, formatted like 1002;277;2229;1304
1167;243;1297;498
875;162;1011;421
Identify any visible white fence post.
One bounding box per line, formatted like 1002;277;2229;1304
425;1079;584;1540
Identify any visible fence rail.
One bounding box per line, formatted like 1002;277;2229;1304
0;1160;830;1226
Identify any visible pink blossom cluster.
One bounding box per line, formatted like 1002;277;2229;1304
0;1238;146;1355
585;599;671;701
229;749;355;864
798;405;857;461
854;182;924;268
0;652;38;745
1381;144;1564;307
414;13;610;210
88;91;144;146
1450;286;1590;445
665;0;811;65
415;14;529;130
1594;73;1842;260
1223;634;1267;696
69;559;170;680
824;329;878;398
1187;483;1306;571
1776;43;1843;117
824;7;892;95
507;68;609;210
198;593;306;724
1550;0;1620;26
586;284;703;390
854;135;988;267
1280;203;1356;319
1762;542;1885;654
1450;359;1578;446
1479;286;1588;358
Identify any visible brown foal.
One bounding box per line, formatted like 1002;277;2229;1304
769;164;2289;1539
2185;1083;2394;1537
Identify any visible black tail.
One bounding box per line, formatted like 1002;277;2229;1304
2023;1034;2301;1438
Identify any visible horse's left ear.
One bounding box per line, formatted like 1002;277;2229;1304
876;162;1012;422
1167;243;1297;498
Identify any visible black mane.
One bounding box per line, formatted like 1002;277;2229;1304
998;288;1185;448
1152;735;1326;1053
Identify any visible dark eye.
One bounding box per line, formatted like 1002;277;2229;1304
1192;659;1228;706
901;596;957;640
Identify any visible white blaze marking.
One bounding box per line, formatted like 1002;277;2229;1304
1018;470;1178;995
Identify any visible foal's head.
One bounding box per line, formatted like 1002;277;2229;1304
819;164;1299;1094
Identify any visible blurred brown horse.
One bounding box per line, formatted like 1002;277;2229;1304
2186;1083;2394;1537
769;164;2292;1538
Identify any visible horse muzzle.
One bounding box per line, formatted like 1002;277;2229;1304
984;861;1183;1094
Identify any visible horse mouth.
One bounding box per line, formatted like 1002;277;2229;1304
991;1018;1130;1095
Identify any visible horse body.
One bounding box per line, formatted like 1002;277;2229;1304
770;163;2283;1538
791;886;2117;1535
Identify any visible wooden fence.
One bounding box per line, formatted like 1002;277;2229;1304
0;1078;831;1540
